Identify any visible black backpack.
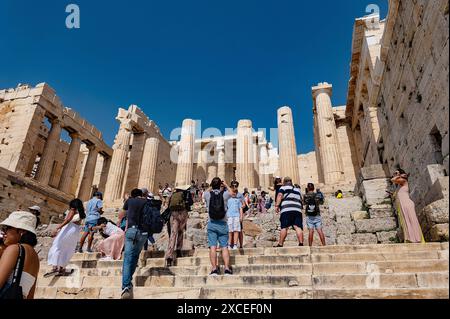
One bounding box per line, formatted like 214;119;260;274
304;192;320;216
209;191;226;220
140;199;164;234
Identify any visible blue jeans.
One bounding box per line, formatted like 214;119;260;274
122;227;147;290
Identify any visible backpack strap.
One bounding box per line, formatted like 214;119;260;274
11;244;25;289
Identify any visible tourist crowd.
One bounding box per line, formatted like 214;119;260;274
0;168;426;299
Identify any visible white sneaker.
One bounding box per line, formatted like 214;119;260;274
232;245;238;250
99;256;113;261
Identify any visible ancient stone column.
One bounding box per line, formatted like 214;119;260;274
217;148;225;182
59;132;82;194
138;137;160;192
104;122;133;203
312;82;345;184
277;106;300;184
78;145;98;201
259;145;270;189
236;120;255;188
36;119;62;185
98;155;111;193
175;119;196;187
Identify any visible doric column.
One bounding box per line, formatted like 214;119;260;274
104;121;133;203
78;145;98;201
36;119;62;185
312;82;345;184
217;148;225;183
277;106;300;184
138;137;160;192
98;155;111;193
175;119;196;187
207;164;218;183
236;120;255;188
58;132;82;194
259;145;270;189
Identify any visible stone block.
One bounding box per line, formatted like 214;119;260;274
351;233;378;245
430;224;449;242
360;164;390;180
369;206;395;219
336;219;356;235
242;220;263;238
376;231;399;244
361;178;391;207
336;234;353;245
355;218;397;233
423;198;449;224
351;211;370;221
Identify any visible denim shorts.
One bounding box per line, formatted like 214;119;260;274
306;215;323;230
83;219;98;233
207;220;229;248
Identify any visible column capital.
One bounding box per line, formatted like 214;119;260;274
70;132;81;140
50;117;62;126
312;82;333;98
86;144;97;152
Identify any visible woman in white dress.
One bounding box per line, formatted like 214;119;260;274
91;217;125;261
45;199;85;277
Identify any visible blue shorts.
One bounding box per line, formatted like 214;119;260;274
280;211;303;230
83;220;98;233
307;215;323;230
207;220;229;248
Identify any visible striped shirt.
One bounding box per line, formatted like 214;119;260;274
279;186;303;215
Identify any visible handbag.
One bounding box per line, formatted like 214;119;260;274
161;208;172;223
0;244;25;300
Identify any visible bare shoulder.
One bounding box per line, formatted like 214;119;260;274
2;244;20;260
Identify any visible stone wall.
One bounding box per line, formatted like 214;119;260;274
0;167;71;224
298;152;319;185
377;0;449;210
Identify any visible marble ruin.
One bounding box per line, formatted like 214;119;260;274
0;0;449;242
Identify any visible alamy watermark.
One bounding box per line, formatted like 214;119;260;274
66;4;80;29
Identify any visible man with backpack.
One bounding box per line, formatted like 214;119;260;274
303;183;326;246
274;177;304;247
121;188;148;299
164;185;193;267
203;177;233;276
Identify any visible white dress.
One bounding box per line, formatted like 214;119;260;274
47;222;81;268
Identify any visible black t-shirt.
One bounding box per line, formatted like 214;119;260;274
123;197;147;228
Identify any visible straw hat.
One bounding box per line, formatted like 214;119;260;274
176;185;191;191
1;211;37;235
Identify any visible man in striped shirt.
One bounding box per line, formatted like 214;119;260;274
274;177;304;247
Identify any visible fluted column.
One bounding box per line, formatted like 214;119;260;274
277;106;300;184
217;150;226;182
98;155;111;193
175;119;196;187
236;120;255;188
312;82;345;184
36;119;62;185
59;132;82;194
138;137;160;192
78;145;98;201
259;145;270;189
104;121;133;203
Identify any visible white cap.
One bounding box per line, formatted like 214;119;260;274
1;211;37;235
28;206;41;212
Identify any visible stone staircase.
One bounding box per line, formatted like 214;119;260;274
35;242;449;299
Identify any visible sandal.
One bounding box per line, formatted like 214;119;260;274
274;244;284;248
43;270;59;278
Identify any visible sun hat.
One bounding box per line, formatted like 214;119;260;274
0;211;37;235
176;185;191;191
28;206;41;212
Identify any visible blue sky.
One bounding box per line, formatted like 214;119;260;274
1;0;388;153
